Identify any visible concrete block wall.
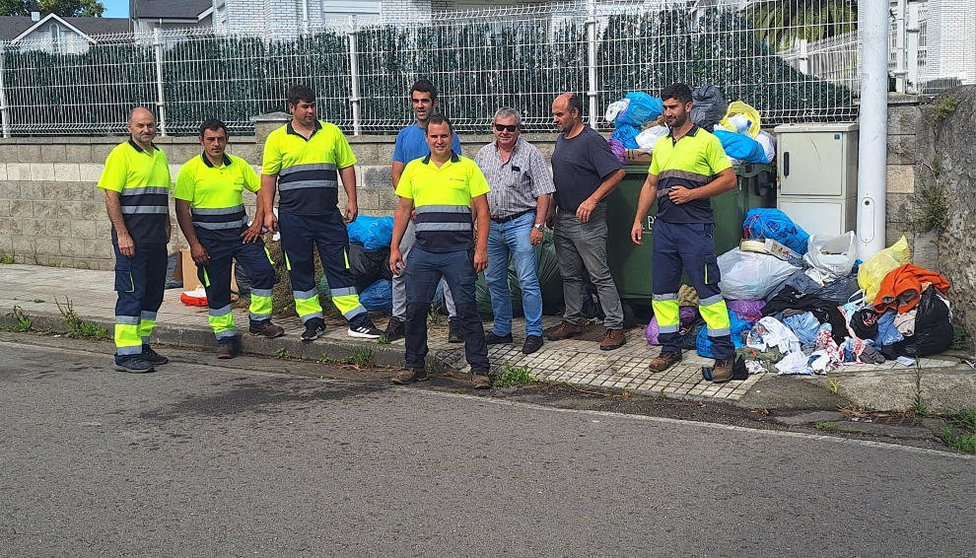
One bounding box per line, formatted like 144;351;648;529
0;98;927;272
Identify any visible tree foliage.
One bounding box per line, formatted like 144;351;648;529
747;0;857;49
0;0;105;17
1;7;855;136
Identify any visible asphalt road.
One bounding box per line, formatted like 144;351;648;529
1;336;973;557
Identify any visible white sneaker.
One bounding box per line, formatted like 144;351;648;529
348;325;383;339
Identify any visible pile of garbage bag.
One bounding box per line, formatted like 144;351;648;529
645;208;957;377
604;84;775;165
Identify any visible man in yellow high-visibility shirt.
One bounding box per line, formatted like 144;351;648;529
631;83;737;382
97;107;171;374
259;84;382;341
389;114;493;389
174;119;285;359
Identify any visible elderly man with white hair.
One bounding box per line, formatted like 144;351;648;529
474;107;555;355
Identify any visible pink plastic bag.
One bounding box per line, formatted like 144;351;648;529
645;306;698;345
726;299;766;325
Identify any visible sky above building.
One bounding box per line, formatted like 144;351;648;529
103;0;128;18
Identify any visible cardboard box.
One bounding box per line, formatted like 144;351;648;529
624;149;651;164
178;247;237;292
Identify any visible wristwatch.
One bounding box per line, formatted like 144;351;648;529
533;223;545;231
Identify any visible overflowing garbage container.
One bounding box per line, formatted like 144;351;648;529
605;163;776;305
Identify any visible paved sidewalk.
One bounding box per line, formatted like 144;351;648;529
0;264;970;409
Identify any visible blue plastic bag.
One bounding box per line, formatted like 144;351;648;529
359;279;392;313
713;130;768;163
346;215;394;251
696;310;751;358
610;124;641;149
743;208;811;255
615;92;663;127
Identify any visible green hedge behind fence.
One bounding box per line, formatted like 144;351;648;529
2;8;854;136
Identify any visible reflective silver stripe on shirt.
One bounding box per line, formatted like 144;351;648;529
121;206;169;214
278;179;338;191
194;218;249;230
415;204;471;215
192;205;245;216
415;222;472;232
278;163;337;177
120;186;170;196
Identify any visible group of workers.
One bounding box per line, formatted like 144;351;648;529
98;80;739;387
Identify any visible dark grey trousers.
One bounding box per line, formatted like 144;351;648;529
553;203;625;329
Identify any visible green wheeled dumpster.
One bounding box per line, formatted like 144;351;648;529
605;163;776;308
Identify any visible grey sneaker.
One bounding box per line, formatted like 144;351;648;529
113;355;154;374
301;318;327;342
141;345;168;365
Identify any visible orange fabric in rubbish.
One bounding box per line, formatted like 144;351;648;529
873;264;950;314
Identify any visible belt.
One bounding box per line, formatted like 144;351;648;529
491;208;534;224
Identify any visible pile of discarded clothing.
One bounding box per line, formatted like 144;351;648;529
604;85;774;165
645;209;956;377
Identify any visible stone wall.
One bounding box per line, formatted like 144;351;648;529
913;86;976;341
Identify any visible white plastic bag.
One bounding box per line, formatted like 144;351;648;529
756;130;775;163
635;125;669;150
604;99;630;123
718;248;800;300
803;232;857;285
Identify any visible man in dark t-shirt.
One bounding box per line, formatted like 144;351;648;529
544;93;627;350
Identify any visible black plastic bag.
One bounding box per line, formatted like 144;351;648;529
690;84;728;131
901;286;953;357
348;242;392;292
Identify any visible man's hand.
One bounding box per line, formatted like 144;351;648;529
263;211;278;234
117;233;136;258
575;197;597;223
344;200;358;224
630;221;644;245
530;227;543;246
389;247;405;276
667;185;698;205
473;247;488;273
241;219;263;243
190;241;210;264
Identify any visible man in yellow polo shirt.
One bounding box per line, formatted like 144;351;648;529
631;83;737;382
174;119;285;359
97;107;171;374
259;84;382;341
388;115;493;389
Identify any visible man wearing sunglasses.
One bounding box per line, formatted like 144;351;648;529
474;108;555;355
387;79;464;344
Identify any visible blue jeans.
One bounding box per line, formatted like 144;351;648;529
486;211;543;337
404;247;489;373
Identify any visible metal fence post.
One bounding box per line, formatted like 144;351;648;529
152;28;167;136
347;17;362;136
586;0;598;129
0;45;10;138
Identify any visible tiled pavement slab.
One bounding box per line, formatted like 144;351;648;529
0;264;964;405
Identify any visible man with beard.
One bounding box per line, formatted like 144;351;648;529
260;84;382;341
630;83;737;382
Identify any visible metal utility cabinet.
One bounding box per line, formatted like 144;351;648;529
775;122;859;237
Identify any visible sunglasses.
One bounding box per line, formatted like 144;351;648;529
493;123;519;132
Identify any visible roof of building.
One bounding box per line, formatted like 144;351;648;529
0;15;132;42
130;0;213;20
